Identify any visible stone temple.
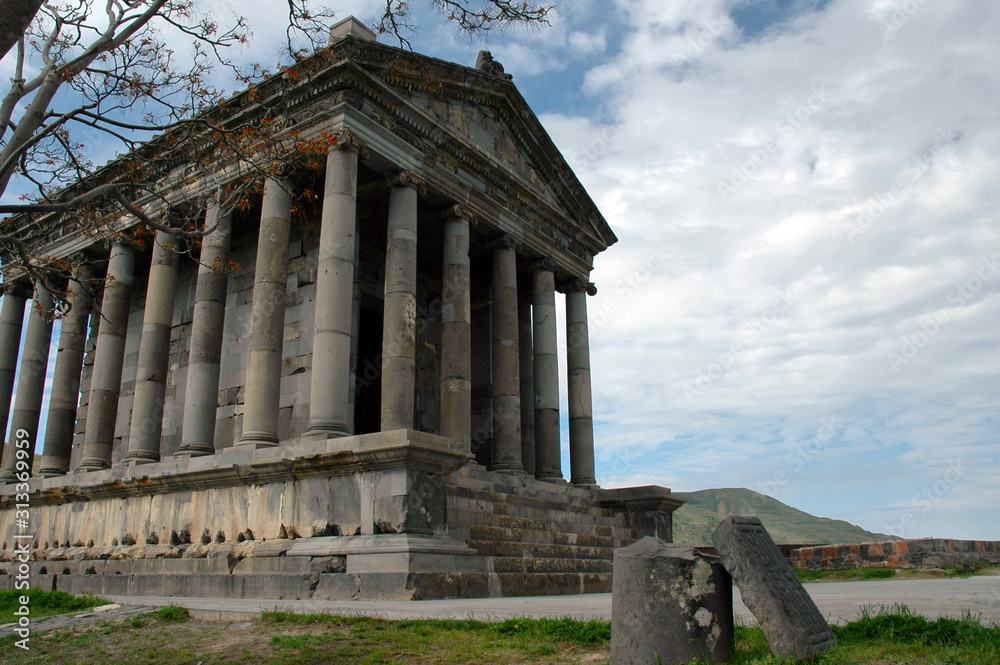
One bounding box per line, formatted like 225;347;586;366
0;18;683;600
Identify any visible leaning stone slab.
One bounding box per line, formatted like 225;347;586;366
611;537;733;665
713;515;836;660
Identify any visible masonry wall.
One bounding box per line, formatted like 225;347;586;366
791;539;1000;571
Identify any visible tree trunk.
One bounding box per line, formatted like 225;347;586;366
0;0;44;62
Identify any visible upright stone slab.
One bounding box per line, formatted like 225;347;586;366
611;537;733;665
713;516;836;660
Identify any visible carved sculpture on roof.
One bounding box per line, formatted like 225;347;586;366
475;51;513;80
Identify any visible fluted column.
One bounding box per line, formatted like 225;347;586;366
38;270;95;476
566;281;597;486
177;197;233;456
238;177;292;447
380;173;420;432
491;236;522;472
308;135;362;438
440;205;472;451
125;230;180;463
518;287;535;476
532;261;562;480
0;283;28;465
0;282;54;480
80;242;136;470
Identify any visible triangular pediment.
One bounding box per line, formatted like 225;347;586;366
332;40;617;254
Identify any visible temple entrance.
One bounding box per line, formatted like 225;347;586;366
354;298;383;435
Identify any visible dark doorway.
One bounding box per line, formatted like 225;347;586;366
354;300;384;435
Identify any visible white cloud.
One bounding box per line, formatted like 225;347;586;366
530;0;1000;540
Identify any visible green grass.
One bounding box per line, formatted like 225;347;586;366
796;564;999;583
795;567;897;582
1;603;998;664
0;589;108;624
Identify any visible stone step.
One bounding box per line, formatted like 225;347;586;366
491;556;614;574
466;538;614;561
495;572;612;597
467;525;616;549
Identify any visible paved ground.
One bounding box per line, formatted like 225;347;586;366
110;576;1000;625
4;576;998;637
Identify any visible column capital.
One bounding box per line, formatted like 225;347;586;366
330;128;369;157
529;257;556;274
441;204;477;226
388;171;426;195
2;279;32;300
486;233;521;253
559;278;598;296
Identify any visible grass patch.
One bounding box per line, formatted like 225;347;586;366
2;604;998;664
797;564;1000;583
0;589;107;624
154;606;190;623
795;567;897;582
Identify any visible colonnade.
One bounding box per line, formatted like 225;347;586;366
0;136;599;486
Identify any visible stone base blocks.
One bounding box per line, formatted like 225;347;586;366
0;432;683;601
611;538;734;665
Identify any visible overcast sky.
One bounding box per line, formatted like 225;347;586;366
4;0;998;541
407;0;1000;541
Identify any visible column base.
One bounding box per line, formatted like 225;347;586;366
490;462;525;475
37;462;70;478
174;442;215;458
77;458;111;472
237;430;279;448
305;421;350;438
535;472;566;483
572;478;597;487
124;450;160;464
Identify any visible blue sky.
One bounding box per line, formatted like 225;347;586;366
4;0;999;541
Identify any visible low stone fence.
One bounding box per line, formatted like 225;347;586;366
791;539;1000;571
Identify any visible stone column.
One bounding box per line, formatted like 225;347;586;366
490;236;522;472
38;270;95;476
566;281;597;486
238;177;292;447
0;282;54;480
177;198;233;456
0;284;28;465
307;136;361;438
80;242;136;470
380;173;420;432
518;288;536;476
439;205;472;451
125;230;180;463
532;261;562;480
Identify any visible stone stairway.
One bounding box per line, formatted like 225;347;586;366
445;463;644;596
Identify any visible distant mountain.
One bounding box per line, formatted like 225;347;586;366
671;488;893;546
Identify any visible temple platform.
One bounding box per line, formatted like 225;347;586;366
0;430;682;600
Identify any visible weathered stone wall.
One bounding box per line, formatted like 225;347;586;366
791;539;1000;571
445;463;642;596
